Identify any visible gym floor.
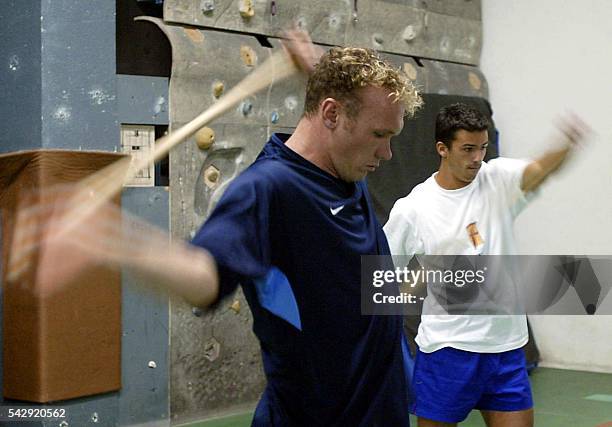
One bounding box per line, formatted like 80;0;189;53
178;368;612;427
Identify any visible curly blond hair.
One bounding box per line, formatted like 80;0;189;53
304;47;422;119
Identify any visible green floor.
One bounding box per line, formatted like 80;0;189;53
179;368;612;427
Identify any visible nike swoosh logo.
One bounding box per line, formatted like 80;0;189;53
330;205;345;216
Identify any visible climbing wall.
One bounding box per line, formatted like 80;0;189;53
148;0;486;421
163;0;482;65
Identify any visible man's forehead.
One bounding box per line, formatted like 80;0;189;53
455;129;489;144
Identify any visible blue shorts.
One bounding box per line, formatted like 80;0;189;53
410;347;533;423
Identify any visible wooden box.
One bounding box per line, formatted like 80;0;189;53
0;150;124;402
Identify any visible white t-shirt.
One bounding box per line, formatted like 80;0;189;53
384;157;532;353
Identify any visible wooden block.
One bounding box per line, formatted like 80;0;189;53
0;150;125;402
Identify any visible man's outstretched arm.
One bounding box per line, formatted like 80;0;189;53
11;195;222;307
521;114;590;193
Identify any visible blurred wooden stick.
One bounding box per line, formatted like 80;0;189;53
6;48;298;282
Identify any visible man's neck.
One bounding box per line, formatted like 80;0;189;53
435;163;469;190
285;119;338;177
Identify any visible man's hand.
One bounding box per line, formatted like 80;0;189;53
521;113;591;193
7;184;219;307
556;113;590;149
281;27;324;75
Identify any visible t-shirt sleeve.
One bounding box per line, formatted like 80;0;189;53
191;169;272;304
487;157;536;217
383;199;424;257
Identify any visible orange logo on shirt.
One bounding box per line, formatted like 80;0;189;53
466;222;484;248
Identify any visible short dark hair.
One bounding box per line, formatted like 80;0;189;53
435;103;489;147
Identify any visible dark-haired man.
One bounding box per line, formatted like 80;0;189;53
385;103;588;427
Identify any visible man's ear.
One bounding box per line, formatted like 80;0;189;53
320;98;340;129
436;141;449;158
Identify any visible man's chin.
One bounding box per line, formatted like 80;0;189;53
462;174;477;183
466;168;480;179
357;171;370;181
339;169;367;182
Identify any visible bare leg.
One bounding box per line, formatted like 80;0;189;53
417;417;457;427
481;409;534;427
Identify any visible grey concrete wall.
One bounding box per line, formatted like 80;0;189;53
0;0;119;152
163;0;483;65
117;75;169;126
40;0;118;151
1;2;172;425
0;1;42;153
119;188;170;427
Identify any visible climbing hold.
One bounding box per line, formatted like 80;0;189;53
212;81;224;98
239;0;255;18
203;337;221;362
240;45;257;67
195;127;215;150
329;14;341;29
284;96;298;112
201;0;215;13
468;72;482;90
230;300;241;313
403;63;418;81
204;166;220;189
184;28;204;44
402;25;417;42
440;37;451;53
240;100;253;116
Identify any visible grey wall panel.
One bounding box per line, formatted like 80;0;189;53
171;293;264;420
420;58;488;98
0;2;120;425
163;0;482;65
119;187;170;427
40;0;118;151
117;75;169;125
169;128;269;423
40;394;119;427
0;394;118;427
400;0;481;20
0;1;42;153
0;0;37;405
141;18;306;131
147;20;268;421
1;3;171;426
